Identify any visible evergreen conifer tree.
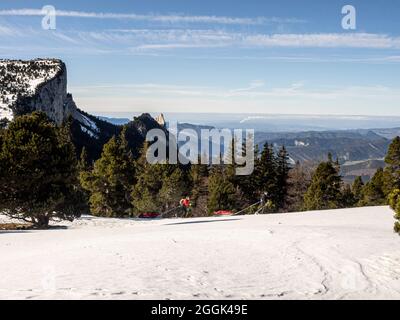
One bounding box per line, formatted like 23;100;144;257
236;143;260;206
207;166;236;213
131;142;163;214
385;136;400;170
286;161;311;212
341;184;356;208
385;137;400;233
303;158;343;211
388;189;400;234
80;128;135;217
383;136;400;194
352;176;364;205
255;142;278;209
359;168;387;206
78;146;90;172
276;146;291;209
159;165;188;212
189;155;209;214
0;112;81;228
131;142;188;215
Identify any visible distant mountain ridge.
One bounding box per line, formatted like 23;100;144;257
252;128;396;182
254;129;390;164
97;113;397;180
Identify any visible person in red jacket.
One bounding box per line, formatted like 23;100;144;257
179;196;192;217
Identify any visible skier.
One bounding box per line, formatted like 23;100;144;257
179;196;192;217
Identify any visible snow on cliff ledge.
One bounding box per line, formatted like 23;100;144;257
0;58;98;138
0;59;61;121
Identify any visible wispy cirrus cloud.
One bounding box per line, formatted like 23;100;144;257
55;29;400;52
0;8;305;25
0;23;22;36
70;81;399;100
121;31;400;52
2;23;400;60
245;33;400;49
73;29;400;50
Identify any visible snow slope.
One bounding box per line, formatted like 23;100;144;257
0;206;399;300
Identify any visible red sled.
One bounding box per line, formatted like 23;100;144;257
139;212;160;219
214;210;234;216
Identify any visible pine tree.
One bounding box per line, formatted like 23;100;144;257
131;142;163;214
255;142;278;209
225;138;238;185
190;155;209;183
359;168;387;206
383;136;400;194
137;145;164;214
285;161;311;212
159;165;188;212
385;136;400;169
75;146;91;214
385;137;400;233
0;112;81;228
189;155;209;215
81;129;135;217
276;146;291;209
236;142;260;206
78;146;90;172
303;158;343;211
388;189;400;234
341;184;356;208
352;176;364;205
207;166;236;214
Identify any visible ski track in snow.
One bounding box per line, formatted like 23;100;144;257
0;206;399;300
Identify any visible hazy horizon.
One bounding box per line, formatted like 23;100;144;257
93;111;400;132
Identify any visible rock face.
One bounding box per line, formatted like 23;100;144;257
15;63;78;125
0;59;76;124
0;58;95;130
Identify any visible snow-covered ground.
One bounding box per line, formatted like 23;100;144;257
0;206;399;300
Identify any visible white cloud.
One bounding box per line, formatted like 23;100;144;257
70;82;400;101
100;30;400;50
70;30;400;51
1;16;400;52
0;8;304;25
245;33;400;49
0;24;21;36
229;80;266;94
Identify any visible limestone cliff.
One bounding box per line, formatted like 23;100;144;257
0;58;98;134
0;58;167;161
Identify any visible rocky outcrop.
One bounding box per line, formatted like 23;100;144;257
8;60;78;125
155;113;166;127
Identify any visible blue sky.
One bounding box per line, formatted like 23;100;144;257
0;0;400;116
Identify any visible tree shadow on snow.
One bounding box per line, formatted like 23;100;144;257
0;225;68;233
163;218;241;226
0;230;33;234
